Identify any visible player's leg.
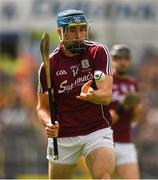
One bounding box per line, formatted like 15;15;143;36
48;161;76;179
86;147;115;179
47;137;82;179
115;143;140;179
75;157;91;178
82;128;115;179
116;163;140;179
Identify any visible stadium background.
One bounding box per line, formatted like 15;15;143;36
0;0;158;178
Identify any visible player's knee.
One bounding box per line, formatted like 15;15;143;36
92;161;115;179
92;168;112;179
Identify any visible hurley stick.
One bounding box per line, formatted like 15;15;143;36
40;32;58;160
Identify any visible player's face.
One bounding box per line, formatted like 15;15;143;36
64;24;87;43
112;56;131;75
61;24;87;54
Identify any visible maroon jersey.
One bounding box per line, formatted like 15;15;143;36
110;73;138;142
38;41;112;137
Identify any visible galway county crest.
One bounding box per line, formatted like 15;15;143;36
81;59;89;69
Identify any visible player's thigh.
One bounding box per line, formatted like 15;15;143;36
115;143;138;165
115;143;140;179
86;147;115;179
47;137;82;164
48;161;76;179
116;163;140;179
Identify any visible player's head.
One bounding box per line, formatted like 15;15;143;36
111;44;131;75
57;9;89;54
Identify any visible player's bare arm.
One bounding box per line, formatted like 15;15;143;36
77;75;113;105
110;109;119;124
37;92;59;138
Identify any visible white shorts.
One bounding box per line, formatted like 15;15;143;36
47;128;114;165
115;143;138;165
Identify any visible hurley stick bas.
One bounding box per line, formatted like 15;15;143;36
40;32;58;160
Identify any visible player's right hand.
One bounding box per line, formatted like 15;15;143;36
45;121;59;138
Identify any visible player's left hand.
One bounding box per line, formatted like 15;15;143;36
76;80;94;101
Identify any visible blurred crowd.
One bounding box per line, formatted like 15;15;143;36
0;52;48;178
0;38;158;178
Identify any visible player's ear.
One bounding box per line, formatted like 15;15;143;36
57;28;62;41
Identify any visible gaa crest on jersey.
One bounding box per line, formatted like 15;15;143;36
81;59;89;69
56;70;67;76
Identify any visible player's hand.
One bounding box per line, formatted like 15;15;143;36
133;102;144;114
122;93;140;110
76;80;94;101
45;121;59;138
